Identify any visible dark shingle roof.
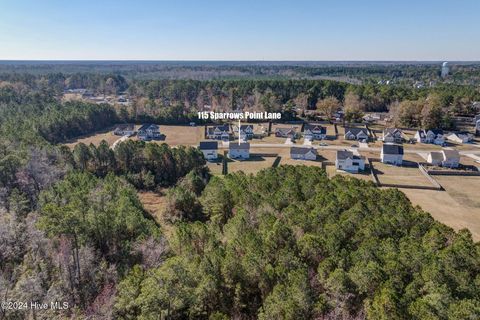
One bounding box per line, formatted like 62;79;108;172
229;142;250;150
290;147;317;155
429;151;443;162
426;129;443;135
384;128;402;135
345;127;368;135
138;124;159;131
442;149;460;159
199;141;218;150
304;124;326;134
115;124;134;131
336;150;364;160
240;125;253;131
214;124;230;132
382;144;404;155
276;127;296;134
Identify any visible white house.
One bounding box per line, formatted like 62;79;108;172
138;124;161;141
207;125;230;141
239;125;254;141
447;132;473;144
199;141;218;161
335;150;365;173
383;128;403;143
415;129;445;145
303;124;326;141
441;149;460;168
228;143;250;159
344;127;369;141
290;147;318;161
114;124;135;137
275;127;297;138
381;144;404;165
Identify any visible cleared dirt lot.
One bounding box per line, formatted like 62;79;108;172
400;188;480;241
373;162;434;187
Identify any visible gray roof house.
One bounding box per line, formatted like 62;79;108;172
336;150;366;173
344;127;369;141
290;147;318;160
383;128;403;143
303;124;327;140
199;141;219;161
228;142;250;159
381;144;404;165
207;124;231;140
114;124;135;136
138;124;161;141
275;127;297;138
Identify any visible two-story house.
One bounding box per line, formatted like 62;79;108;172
335;150;365;173
207;125;231;141
383;128;403;143
303;124;326;141
138;124;161;141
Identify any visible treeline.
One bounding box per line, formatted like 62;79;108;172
0;85;119;145
126;79;480;119
71;140;206;189
0;72;128;95
114;166;480;319
2;62;480;84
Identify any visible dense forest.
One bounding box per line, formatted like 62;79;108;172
1;64;480;319
114;166;480;319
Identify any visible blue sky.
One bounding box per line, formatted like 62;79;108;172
0;0;479;60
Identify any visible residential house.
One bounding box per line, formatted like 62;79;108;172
113;124;135;136
207;125;231;141
415;129;445;145
383;128;403;143
239;125;254;141
441;149;460;168
228;143;250;159
275;127;297;138
303;124;326;141
344;127;369;141
381;144;404;165
138;124;161;141
362;113;381;123
199;141;218;161
335;150;365;173
427;151;443;166
447;132;473;144
290;147;318;161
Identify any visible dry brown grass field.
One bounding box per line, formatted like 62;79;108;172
64;126;120;149
373;162;434;187
137;190;168;223
159;125;204;145
400;188;480;241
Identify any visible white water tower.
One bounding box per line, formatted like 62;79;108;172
441;62;449;78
